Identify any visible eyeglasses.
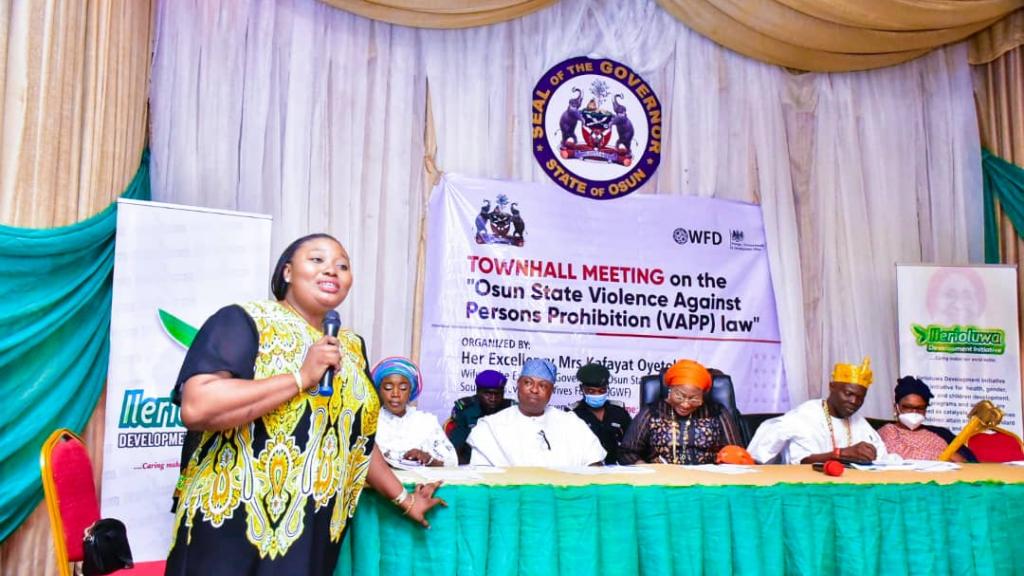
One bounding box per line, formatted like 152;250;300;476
667;389;703;405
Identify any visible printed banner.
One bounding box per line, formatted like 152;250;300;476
417;174;787;421
897;264;1022;436
102;199;272;561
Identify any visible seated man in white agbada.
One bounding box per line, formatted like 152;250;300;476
467;357;606;467
747;357;888;464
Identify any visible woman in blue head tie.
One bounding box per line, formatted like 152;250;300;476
372;357;458;467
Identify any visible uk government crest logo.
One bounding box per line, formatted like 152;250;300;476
532;56;662;200
475;193;526;246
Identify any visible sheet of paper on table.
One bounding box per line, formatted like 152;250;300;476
544;465;657;475
462;465;508;474
681;464;758;474
851;460;960;472
396;467;487;483
1004;460;1024;467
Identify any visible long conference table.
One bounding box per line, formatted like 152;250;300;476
334;464;1024;576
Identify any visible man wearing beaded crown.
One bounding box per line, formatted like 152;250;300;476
746;357;888;464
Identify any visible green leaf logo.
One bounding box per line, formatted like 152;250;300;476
911;324;928;345
909;323;1005;355
159;309;198;349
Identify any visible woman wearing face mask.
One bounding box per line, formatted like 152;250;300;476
618;359;744;465
878;376;976;462
372;357;458;467
570;362;633;464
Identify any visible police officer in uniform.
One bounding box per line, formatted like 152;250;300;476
447;369;513;464
570;362;632;464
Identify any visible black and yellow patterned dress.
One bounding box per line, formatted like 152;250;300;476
617;400;741;465
166;301;379;575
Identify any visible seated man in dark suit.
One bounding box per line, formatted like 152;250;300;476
446;369;513;464
569;362;632;464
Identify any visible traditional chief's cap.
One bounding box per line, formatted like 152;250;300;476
831;357;873;388
475;369;508;389
370;357;422;401
664;359;712;391
895;376;933;403
576;363;611;387
521;357;557;383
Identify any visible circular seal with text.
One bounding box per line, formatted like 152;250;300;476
532;56;662;200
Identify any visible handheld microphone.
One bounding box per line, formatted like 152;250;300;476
813;460;844;477
319;310;341;396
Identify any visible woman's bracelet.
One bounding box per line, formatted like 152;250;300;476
403;493;417;516
292;370;305;394
391;488;409;507
426;455;435;466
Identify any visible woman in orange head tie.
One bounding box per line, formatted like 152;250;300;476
618;359;744;464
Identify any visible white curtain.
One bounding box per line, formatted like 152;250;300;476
150;0;982;418
150;0;426;359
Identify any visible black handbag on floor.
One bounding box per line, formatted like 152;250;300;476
82;518;134;576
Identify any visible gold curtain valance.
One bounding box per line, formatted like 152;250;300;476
320;0;1023;72
971;9;1024;64
656;0;1023;72
318;0;557;29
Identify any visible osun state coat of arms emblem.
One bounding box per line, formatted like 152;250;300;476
475;193;525;246
532;56;662;200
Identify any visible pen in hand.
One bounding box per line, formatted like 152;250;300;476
539;430;552;450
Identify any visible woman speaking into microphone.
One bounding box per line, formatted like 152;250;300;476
166;234;443;575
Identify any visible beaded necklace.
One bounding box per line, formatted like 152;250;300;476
671;416;694;464
822;399;852;454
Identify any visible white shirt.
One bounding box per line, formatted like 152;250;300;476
467;405;606;467
376;406;458;467
747;398;888;464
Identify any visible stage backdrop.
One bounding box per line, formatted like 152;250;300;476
102;199;272;561
417;174;787;419
897;264;1023;436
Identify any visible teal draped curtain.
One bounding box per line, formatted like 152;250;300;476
0;152;151;542
982;148;1024;264
337;481;1024;576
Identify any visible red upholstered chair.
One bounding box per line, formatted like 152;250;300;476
966;427;1024;463
40;429;164;576
40;429;102;576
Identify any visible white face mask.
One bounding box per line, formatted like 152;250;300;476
898;412;925;430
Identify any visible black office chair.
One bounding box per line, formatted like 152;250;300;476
639;371;665;406
708;369;751;445
741;412;783;442
639;367;752;446
866;418;890;431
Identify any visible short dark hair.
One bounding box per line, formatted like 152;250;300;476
270;233;341;300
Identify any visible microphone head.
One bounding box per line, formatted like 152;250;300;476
823;460;844;476
323;310;341;335
812;459;845;477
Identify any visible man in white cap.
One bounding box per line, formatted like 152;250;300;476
467;357;605;467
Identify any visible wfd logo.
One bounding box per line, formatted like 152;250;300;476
672;228;723;246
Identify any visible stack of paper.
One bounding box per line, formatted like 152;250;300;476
850;460;960;472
